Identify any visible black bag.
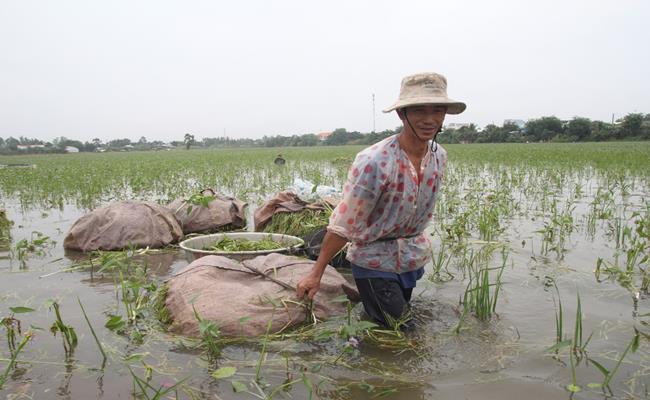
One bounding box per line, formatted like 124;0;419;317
302;228;350;269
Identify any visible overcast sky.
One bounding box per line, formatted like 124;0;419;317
1;0;648;142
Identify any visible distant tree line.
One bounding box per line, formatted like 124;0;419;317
438;113;650;144
0;136;170;155
1;113;648;154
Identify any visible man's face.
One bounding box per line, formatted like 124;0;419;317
399;105;447;140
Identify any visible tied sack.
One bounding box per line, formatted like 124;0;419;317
64;201;183;252
168;191;247;234
165;253;359;337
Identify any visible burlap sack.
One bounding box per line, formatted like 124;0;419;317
254;191;333;231
165;253;358;337
168;191;247;234
63;201;183;252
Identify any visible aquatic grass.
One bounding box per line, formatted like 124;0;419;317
536;200;576;259
587;330;640;394
428;240;454;282
192;305;222;362
129;366;187;400
151;283;171;326
48;301;77;358
459;245;507;323
10;231;55;268
0;329;33;389
546;289;592;357
77;297;107;365
0;209;11;251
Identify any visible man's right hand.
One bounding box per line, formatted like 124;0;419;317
296;273;321;300
296;231;349;301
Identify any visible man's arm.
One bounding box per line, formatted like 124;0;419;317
296;231;349;300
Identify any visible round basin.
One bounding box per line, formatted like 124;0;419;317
179;232;304;262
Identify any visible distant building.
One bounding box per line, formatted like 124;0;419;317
16;144;45;150
318;131;333;141
445;123;471;130
64;146;80;153
503;119;526;129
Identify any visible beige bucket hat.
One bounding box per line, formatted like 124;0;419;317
383;72;466;114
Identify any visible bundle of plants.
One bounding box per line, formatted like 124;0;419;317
262;208;331;238
203;236;286;252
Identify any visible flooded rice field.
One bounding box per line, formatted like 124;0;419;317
0;143;649;399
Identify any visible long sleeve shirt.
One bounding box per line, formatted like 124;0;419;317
327;134;447;274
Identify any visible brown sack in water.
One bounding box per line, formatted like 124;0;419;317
254;191;335;231
63;201;183;252
165;253;359;337
168;191;247;234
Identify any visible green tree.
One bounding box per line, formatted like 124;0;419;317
566;117;592;141
619;113;643;138
5;137;19;150
108;138;132;148
524;116;563;141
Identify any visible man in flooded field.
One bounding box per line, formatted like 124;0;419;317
296;72;466;330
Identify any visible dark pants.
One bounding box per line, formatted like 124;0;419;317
354;277;414;330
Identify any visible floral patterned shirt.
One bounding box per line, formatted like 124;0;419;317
327;134;446;274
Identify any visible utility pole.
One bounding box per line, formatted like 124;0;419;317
372;93;376;133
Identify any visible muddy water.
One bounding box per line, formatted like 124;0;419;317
1;168;649;399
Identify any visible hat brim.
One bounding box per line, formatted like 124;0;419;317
382;96;466;115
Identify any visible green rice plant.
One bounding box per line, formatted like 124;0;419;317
589;186;615;220
429;240;454;282
536;200;575;259
116;263;157;327
595;257;635;293
595;233;647;295
1;307;34;360
571;292;593;356
549;280;564;353
546;289;592;357
128;367;187;400
587;330;640;394
151;283;171;326
192;305;222;362
458;245;507;323
255;319;273;383
442;209;472;242
475;189;511;241
10;231;56;268
48;301;77;358
607;214;632;250
0;329;33;390
77;297;107;365
0;209;11;251
567;346;581;393
477;202;502;242
1;316;21;356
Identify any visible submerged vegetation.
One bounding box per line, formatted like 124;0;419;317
0;142;649;398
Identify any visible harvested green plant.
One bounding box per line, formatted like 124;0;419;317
204;236;286;252
263;208;331;237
